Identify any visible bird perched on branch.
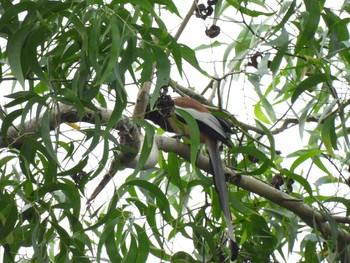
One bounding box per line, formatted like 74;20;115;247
145;94;239;261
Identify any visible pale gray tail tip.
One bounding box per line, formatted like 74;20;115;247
230;240;239;261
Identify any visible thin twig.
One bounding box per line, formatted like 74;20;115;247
173;0;198;41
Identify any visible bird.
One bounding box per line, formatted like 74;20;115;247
145;94;239;261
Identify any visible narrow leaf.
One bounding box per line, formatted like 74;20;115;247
256;120;276;160
24;26;51;85
7;24;33;87
150;46;170;107
186;223;218;262
174;108;200;169
180;44;209;77
40;110;57;163
295;0;321;53
291;74;337;103
135;224;150;262
282;169;313;196
290;149;325;172
322;114;338;156
270;42;289;76
0;194;17;240
254;103;270;124
98;16;121;85
131;119;155;175
120;180;173;222
168;152;184;192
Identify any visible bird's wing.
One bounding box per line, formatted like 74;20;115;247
174;106;229;144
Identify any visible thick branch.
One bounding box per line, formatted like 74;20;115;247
0;104;106;148
0;103;140;166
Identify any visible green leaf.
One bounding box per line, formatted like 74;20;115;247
333;18;350;41
254;103;270;124
230;191;257;216
34;81;49;94
98;218;122;262
271;0;296;35
0;193;18;240
291;73;337;103
19;95;46;134
135;224;150;262
180;44;209;77
24;25;51;85
131;119;155;175
264;27;289;47
232;146;272;175
147;27;182;75
4;91;40;111
281;169;313;196
320;211;338;248
145;205;164;248
0;2;36;32
171;252;197;263
256;120;276;160
64;9;88;51
7;24;33;87
57;158;88;177
290;149;326;176
125;233;138;263
313;156;333;176
50;217;71;246
55;88;85;120
84;199;122;232
158;0;180;16
0;155;16;168
269;42;289;76
185;223;217;262
40;110;57;164
174;108;200;169
322;8;350;42
36;181;80;205
1;109;22;139
168;152;184;192
195;41;225;51
298;99;315;139
150;46;170;107
136;48;154;84
117;0;158;18
226;0;275;17
301;236;318;262
249;75;276;123
294;0;321;53
120;180;173;222
31;223;48;263
104;90;127;135
88;15;102;76
97;16;121;86
323;196;350;214
322;114;338;156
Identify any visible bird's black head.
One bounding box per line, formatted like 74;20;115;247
144;94;174;131
154;95;174;118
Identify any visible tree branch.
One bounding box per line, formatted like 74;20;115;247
173;0;198;41
3;103;350;257
154;135;350;256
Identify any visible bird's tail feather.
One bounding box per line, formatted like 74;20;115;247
207;141;238;261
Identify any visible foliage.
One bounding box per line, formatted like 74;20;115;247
0;0;350;262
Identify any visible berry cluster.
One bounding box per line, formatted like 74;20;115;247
195;0;220;38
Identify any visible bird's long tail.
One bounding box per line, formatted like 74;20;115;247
207;140;239;261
